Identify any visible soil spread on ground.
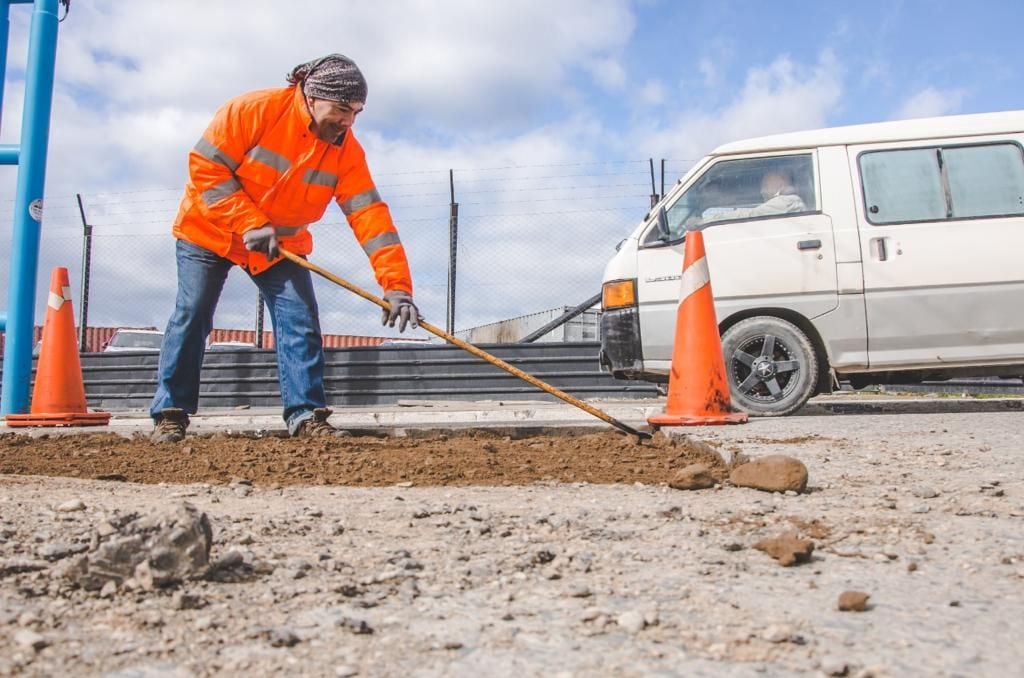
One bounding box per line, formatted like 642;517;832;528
0;430;727;488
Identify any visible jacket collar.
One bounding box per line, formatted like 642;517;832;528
292;85;314;131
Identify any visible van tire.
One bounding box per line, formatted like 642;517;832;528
721;316;818;417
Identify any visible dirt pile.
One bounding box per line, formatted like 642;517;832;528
0;429;726;488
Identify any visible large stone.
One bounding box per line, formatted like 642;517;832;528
729;455;808;493
63;503;212;591
668;463;717;491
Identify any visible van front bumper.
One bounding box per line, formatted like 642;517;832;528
599;307;646;379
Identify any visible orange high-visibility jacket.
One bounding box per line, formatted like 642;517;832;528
172;85;412;293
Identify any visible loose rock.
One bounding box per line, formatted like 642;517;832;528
56;499;86;513
668;463;717;491
14;629;48;651
761;624;794;643
617;610;646;633
269;627;301;647
730;455;808;493
63;503;212;591
753;532;815;566
821;657;850;676
838;591;871;612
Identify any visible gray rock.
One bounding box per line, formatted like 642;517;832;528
761;624;794;643
821;657;850;676
334;666;359;678
57;499;86;513
64;503;212;591
268;627;301;647
38;542;88;562
170;592;205;611
912;486;940;499
566;586;592;598
14;628;48;651
103;662;194;677
617;610;646;633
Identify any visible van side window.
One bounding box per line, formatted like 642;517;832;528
860;149;946;223
860;142;1024;224
945;144;1024;218
654;154;816;242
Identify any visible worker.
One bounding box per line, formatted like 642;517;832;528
688;169;807;227
149;54;418;443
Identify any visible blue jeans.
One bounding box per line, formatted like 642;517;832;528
150;240;326;434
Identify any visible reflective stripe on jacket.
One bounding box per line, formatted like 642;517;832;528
172;86;412;293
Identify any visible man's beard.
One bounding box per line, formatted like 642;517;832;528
317;123;346;144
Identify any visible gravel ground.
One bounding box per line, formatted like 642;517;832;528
1;409;1022;677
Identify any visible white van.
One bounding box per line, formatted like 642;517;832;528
600;110;1024;416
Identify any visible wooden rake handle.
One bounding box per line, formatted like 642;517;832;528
279;249;651;441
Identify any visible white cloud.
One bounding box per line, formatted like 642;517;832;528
626;51;843;162
698;57;718;88
638;79;666;106
892;87;966;120
587;57;628;91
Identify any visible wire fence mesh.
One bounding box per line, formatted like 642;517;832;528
0;159;695;347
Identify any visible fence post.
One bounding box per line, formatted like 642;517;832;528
254;292;264;348
649;158;659;207
446;168;458;336
75;192;92;352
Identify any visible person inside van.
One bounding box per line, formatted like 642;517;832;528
688;169;807;226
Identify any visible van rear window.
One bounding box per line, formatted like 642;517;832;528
860;142;1024;224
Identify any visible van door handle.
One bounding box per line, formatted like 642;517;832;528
870;237;888;261
797;239;821;250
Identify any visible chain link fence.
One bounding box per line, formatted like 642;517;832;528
0;159;694;347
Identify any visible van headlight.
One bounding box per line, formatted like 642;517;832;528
602;279;637;311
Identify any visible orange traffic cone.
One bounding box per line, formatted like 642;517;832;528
6;267;110;427
647;230;748;427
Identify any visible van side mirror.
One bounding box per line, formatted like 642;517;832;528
655;206;670;240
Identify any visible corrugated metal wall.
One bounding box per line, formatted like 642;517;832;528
1;342;658;410
0;326;390;353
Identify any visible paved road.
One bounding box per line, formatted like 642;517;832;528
0;398;1022;676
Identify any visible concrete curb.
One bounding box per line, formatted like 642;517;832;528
1;394;1021;438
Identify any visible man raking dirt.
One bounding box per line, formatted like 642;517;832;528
148;54;421;443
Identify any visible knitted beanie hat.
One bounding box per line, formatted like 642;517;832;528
287;54;367;103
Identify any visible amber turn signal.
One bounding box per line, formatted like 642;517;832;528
602;279;637;310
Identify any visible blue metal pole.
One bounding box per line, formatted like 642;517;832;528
1;0;59;415
0;0;10;130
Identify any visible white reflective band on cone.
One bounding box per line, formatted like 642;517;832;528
680;256;710;302
47;286;73;311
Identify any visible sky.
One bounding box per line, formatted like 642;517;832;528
1;0;1022;339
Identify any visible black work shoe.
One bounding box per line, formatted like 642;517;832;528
152;408;189;443
293;408;351;438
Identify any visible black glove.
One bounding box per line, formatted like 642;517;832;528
242;225;280;259
381;291;420;333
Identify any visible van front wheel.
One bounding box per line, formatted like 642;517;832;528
721;316;818;417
